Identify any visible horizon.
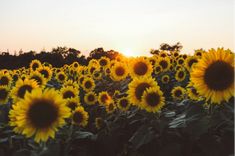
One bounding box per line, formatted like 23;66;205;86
0;0;234;56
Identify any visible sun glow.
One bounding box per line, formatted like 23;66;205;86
121;49;138;57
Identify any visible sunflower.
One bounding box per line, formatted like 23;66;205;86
63;80;79;89
185;56;198;71
92;70;102;80
175;70;186;82
84;92;97;105
9;88;71;142
154;65;162;75
98;91;112;106
11;79;39;102
72;62;79;69
194;49;205;58
141;87;165;113
128;76;158;106
158;57;171;72
29;72;47;87
161;74;170;84
37;66;52;81
171;86;185;100
72;107;89;127
110;62;128;81
177;58;185;66
105;102;116;114
56;71;67;83
187;87;200;101
0;73;12;87
95;117;105;129
81;77;95;92
129;57;153;78
66;98;80;111
159;51;168;58
117;97;131;111
78;75;85;85
30;60;42;72
190;48;234;104
99;56;110;69
60;86;79;100
172;51;180;58
0;86;9;104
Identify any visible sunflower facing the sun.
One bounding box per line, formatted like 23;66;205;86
190;48;234;104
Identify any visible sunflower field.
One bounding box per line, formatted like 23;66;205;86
0;48;234;156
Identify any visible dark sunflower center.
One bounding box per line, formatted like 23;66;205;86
0;89;8;100
204;61;234;91
0;76;9;86
79;77;84;84
115;67;125;76
68;102;77;110
196;52;202;56
106;68;111;74
163;77;169;82
90;67;95;74
73;112;83;124
188;59;198;68
40;70;49;78
84;81;92;89
13;75;18;81
178;71;184;79
101;94;109;103
155;66;161;72
174;90;182;97
174;53;179;57
145;92;160;107
31;76;42;85
183;55;187;59
32;63;39;70
17;85;33;98
120;99;128;108
63;91;75;99
191;88;198;96
100;59;107;66
74;63;79;68
178;59;184;65
27;99;58;128
161;53;167;57
88;94;95;102
134;62;148;75
94;73;100;77
58;74;65;81
135;83;151;100
159;61;168;69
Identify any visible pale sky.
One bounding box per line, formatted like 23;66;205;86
0;0;234;56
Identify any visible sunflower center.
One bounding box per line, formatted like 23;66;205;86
188;59;198;68
100;59;107;66
84;81;92;89
204;61;234;91
178;71;184;79
63;91;75;99
90;67;95;74
73;112;83;124
0;76;9;86
163;76;169;82
0;89;8;100
27;99;58;129
101;94;109;103
40;70;49;79
88;94;95;102
68;102;77;110
178;59;184;65
134;62;148;76
58;74;65;81
31;76;42;85
17;85;33;98
32;63;39;70
115;67;125;76
145;92;160;107
120;99;128;108
135;83;151;100
159;61;168;69
191;88;198;96
174;90;182;97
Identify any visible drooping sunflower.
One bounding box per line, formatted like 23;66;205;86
56;71;67;83
98;91;112;106
66;97;80;111
185;56;198;71
128;76;158;106
117;97;131;111
37;66;52;81
29;71;47;87
84;92;97;105
11;79;39;102
60;86;79;100
110;62;128;81
161;74;170;84
175;70;186;82
190;48;234;104
158;57;171;72
0;73;12;87
0;86;9;104
129;57;153;78
81;77;95;92
9;88;71;142
141;87;165;113
30;59;42;72
72;107;89;127
171;86;186;100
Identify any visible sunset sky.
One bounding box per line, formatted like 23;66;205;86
0;0;234;56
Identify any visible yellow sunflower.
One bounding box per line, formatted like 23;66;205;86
171;86;186;100
0;73;12;87
128;76;159;106
105;102;116;114
190;48;234;104
161;74;170;84
37;66;52;81
11;79;39;102
0;86;9;104
60;86;79;100
84;92;97;105
129;57;153;78
66;97;80;111
9;88;71;142
81;77;95;92
72;62;80;69
187;87;201;101
141;87;165;113
175;70;186;82
98;91;112;106
99;56;110;69
158;57;171;72
110;62;128;81
177;58;185;66
117;97;131;111
72;107;89;127
92;70;102;80
30;59;42;72
154;65;162;75
185;56;198;71
56;71;67;83
29;71;47;87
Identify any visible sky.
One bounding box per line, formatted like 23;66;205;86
0;0;234;56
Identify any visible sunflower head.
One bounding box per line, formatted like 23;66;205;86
158;57;171;72
129;57;153;78
0;73;12;87
84;92;97;105
60;86;79;100
175;70;186;82
105;102;116;114
29;71;46;87
66;98;80;111
98;91;112;106
117;97;131;111
161;75;170;84
0;86;9;104
56;71;67;83
82;77;95;92
37;66;52;81
72;107;89;127
30;60;42;72
110;62;128;81
171;86;185;100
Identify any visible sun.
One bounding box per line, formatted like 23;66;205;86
121;49;135;57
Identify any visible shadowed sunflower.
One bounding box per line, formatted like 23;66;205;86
60;86;79;100
161;74;170;84
11;79;39;102
95;117;105;129
191;48;234;104
0;86;9;104
56;71;67;83
30;60;42;72
63;80;79;89
110;62;128;81
82;77;95;92
0;73;12;87
158;57;171;72
105;102;116;114
72;107;89;127
66;97;80;111
128;76;158;106
98;91;112;106
29;71;47;88
141;87;165;113
154;65;162;75
9;88;71;142
84;92;97;105
117;97;131;111
37;66;52;81
129;57;153;78
171;86;185;100
175;70;186;82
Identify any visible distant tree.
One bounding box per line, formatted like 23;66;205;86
150;42;183;55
